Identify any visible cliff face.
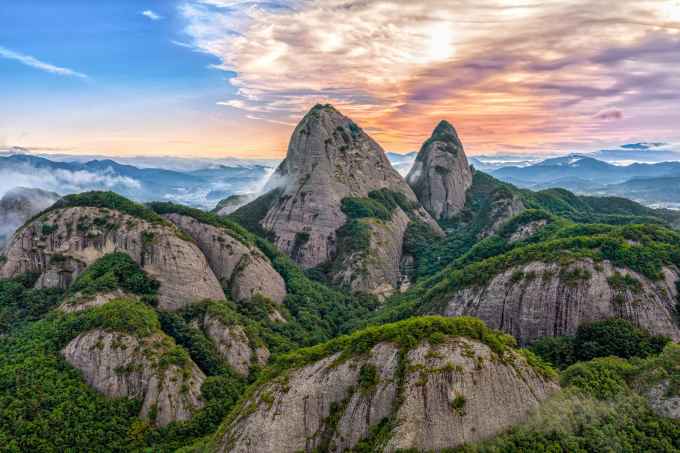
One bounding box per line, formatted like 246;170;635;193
407;121;473;220
247;104;440;270
162;213;286;304
330;208;412;297
202;312;270;376
442;259;680;345
215;336;557;452
0;206;225;310
61;329;205;427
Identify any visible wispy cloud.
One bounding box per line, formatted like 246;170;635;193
179;0;680;153
141;9;163;21
0;46;88;79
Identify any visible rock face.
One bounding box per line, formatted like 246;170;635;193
203;313;270;376
644;380;680;420
479;192;525;238
330;208;412;297
407;121;473;220
442;259;680;345
59;290;130;313
508;219;548;243
163;213;286;304
62;329;205;427
0;187;60;248
243;104;440;270
215;338;557;452
0;206;225;310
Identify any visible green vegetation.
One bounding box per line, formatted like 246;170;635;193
152;199;381;349
35;191;168;225
451;394;467;416
455;390;680;453
0;274;63;334
149;201;254;246
265;316;516;377
362;221;680;326
228;188;281;237
68;252;159;302
531;319;670;369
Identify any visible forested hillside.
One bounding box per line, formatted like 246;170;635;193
2;104;680;452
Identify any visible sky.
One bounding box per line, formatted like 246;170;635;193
1;0;679;158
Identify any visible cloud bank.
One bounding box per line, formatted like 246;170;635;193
179;0;680;153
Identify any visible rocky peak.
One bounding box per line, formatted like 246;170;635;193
243;104;439;274
407;120;473;220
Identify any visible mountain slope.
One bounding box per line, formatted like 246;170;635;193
232;104;441;296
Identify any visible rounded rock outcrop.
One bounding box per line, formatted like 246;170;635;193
162;213;286;304
0;205;225;310
443;259;680;345
213;317;558;453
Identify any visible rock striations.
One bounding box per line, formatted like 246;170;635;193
62;329;205;427
407;121;473;220
234;104;441;295
0;205;225;310
213;318;558;453
162;213;286;305
442;259;680;344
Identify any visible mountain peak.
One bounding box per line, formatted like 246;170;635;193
432;119;457;137
407;120;472;219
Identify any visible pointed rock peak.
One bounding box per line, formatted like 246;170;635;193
407;119;472;220
428;120;462;148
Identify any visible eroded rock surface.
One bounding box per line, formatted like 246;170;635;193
241;104;440;270
443;260;680;344
407;121;473;220
163;213;286;304
0;206;225;310
330;208;411;297
62;329;205;427
203;312;269;376
216;338;557;452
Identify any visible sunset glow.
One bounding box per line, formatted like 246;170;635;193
1;1;679;157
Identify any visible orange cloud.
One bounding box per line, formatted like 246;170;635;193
181;0;680;155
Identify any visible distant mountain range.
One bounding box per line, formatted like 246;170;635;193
492;154;680;208
0;154;272;209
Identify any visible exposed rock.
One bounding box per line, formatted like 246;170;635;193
59;290;130;313
384;338;557;451
644;380;680;420
442;259;680;345
213;194;257;216
0;206;225;310
478;194;525;238
330;208;411;297
508;219;548;243
0;187;60;249
215;338;557;452
241;104;441;270
406;121;473;220
162;213;286;304
62;329;205;427
203;312;269;376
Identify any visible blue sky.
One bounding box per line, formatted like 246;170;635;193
1;1;679;158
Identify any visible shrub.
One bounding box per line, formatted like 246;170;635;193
561;357;634;399
69;252;159;298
